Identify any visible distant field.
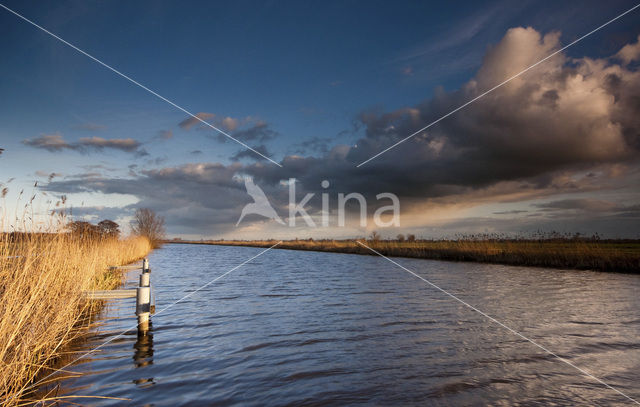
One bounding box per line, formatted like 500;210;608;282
169;239;640;273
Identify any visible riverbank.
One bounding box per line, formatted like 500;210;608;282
0;232;152;405
169;239;640;273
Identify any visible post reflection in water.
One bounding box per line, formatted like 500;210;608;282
132;324;155;387
41;245;640;406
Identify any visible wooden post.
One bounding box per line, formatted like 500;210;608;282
143;258;149;273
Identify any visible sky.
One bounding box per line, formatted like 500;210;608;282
1;0;639;239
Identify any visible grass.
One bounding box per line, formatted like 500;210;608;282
172;238;640;273
0;231;151;405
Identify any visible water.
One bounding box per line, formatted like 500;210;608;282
44;244;640;405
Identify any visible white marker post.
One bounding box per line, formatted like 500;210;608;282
136;259;152;333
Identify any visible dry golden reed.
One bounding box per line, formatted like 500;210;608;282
0;231;151;404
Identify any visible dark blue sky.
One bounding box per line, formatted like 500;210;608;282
1;0;639;238
2;0;637;161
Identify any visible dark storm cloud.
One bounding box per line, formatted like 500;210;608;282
534;199;618;212
493;210;528;215
135;148;150;157
78;136;141;152
42;28;640;236
215;121;279;144
532;199;640;219
290;136;335;155
178;113;279;151
43;163;253;235
293;27;640;199
230;145;272;162
145;156;169;166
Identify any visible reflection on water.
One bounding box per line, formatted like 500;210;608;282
132;326;155;389
37;244;640;406
133;324;154;370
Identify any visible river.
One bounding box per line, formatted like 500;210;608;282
41;243;640;405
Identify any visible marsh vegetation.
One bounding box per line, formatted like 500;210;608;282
0;222;151;405
177;235;640;273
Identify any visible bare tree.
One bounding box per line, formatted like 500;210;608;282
131;208;165;248
369;231;381;241
396;234;405;242
407;234;416;242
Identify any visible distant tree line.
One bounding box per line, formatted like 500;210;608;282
65;208;166;247
369;231;416;242
67;219;120;240
395;233;416;242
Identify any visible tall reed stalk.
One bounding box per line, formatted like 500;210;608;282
0;231;151;404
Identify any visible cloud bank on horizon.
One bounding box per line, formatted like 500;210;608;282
26;27;640;239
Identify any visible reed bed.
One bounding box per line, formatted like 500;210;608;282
180;238;640;273
0;231;151;405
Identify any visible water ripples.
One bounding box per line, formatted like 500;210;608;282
36;244;640;406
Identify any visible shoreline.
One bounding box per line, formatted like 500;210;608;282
166;239;640;273
0;235;152;405
25;256;150;403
